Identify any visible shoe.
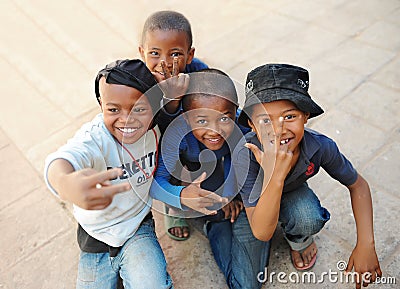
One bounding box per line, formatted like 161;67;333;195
163;205;190;241
290;241;317;271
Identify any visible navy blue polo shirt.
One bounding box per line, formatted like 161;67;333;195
233;128;358;207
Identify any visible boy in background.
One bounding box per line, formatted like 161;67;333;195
139;10;208;240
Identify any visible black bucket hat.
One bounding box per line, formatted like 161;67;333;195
95;59;163;115
238;63;324;127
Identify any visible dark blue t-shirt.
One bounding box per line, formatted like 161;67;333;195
233;128;358;207
185;58;208;72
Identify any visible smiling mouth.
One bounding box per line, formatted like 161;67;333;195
205;137;223;144
118;127;140;136
280;138;289;145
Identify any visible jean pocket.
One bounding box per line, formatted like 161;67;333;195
77;252;98;282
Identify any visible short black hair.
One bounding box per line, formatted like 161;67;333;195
182;68;238;111
141;10;192;48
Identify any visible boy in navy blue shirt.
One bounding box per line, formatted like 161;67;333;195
234;63;381;288
139;10;208;239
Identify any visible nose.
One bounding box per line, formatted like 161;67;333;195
207;122;222;136
119;111;136;124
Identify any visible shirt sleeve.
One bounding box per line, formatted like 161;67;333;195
150;124;186;209
185;58;209;73
232;137;264;207
44;130;104;196
320;137;358;186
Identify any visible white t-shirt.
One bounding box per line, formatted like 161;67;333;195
44;113;159;247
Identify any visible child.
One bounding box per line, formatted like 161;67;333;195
234;63;382;287
150;69;271;289
44;59;173;289
139;10;209;239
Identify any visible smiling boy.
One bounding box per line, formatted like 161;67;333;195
139;10;209;240
234;63;381;288
44;59;173;289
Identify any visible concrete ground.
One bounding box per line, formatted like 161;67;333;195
0;0;399;288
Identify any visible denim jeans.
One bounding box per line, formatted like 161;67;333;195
76;218;173;289
206;210;271;289
279;183;330;251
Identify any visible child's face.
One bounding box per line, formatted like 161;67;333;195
139;29;195;77
248;100;310;155
184;96;236;151
99;78;154;144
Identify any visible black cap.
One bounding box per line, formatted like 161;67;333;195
95;59;163;114
238;63;324;127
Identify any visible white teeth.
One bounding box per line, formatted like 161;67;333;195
280;139;289;144
120;128;138;133
208;138;220;143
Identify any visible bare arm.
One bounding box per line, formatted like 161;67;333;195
346;174;382;287
47;159;130;210
244;118;292;241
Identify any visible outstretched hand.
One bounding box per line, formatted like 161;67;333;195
181;172;228;215
61;168;131;210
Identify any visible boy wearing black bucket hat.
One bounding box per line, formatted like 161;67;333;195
233;64;381;285
44;59;173;288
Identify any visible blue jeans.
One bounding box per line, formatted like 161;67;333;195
206;210;271;289
76;218;173;289
279;183;330;251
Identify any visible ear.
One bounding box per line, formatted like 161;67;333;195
186;47;195;64
304;112;310;124
247;119;256;132
138;46;145;61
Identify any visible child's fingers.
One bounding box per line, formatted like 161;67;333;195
172;57;179;76
102;182;131;198
244;143;262;164
376;266;382;277
89;168;123;186
199;189;228;204
257;119;272;145
273;117;284;151
345;257;354;273
193;172;207;186
183;73;190;88
161;61;171;78
151;71;164;83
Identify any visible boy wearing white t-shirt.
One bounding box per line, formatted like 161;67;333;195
44;59;172;289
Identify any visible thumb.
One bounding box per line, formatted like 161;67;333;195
244;143;262;164
151;71;164;83
193;172;207;186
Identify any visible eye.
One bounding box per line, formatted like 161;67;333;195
284;114;297;121
149;51;159;56
108;108;119;113
171;52;182;57
260;118;271;125
220;116;229;122
196;119;207;125
132;107;147;113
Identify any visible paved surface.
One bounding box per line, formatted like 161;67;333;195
1;0;399;288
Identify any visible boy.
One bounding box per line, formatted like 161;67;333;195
151;69;270;289
234;64;382;287
139;10;208;240
44;59;172;289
